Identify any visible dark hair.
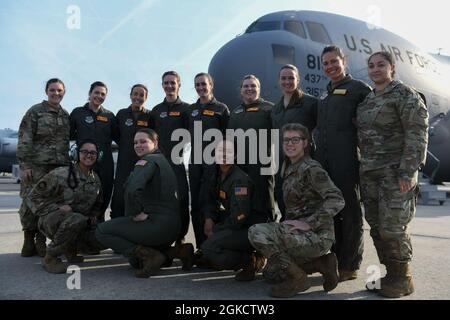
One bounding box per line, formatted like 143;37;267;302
321;45;346;62
135;128;159;144
281;123;311;155
240;74;260;88
89;81;108;94
194;72;214;87
162;71;181;83
68;139;99;189
78;139;99;153
368;51;396;77
130;84;148;97
278;64;300;78
45;78;65;92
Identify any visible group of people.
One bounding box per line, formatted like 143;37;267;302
17;45;428;299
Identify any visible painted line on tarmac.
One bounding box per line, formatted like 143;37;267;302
0;209;19;212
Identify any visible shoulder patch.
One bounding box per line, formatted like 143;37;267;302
37;181;47;191
125;118;134;126
84;116;94;124
135;160;148;166
234;108;244;114
234;186;248;196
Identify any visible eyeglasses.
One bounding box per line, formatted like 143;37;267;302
282;137;306;145
80;150;98;157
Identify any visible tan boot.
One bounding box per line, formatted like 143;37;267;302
43;253;67;274
134;245;167;278
263;254;285;284
339;269;358;282
21;231;37;257
64;245;84;263
235;252;265;282
379;263;414;298
270;263;311;298
315;253;339;292
35;232;47;257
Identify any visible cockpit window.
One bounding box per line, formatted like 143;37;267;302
305;21;331;44
246;21;281;33
272;44;295;65
283;20;306;38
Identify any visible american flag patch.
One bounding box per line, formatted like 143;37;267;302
234;187;248;196
135;160;148;166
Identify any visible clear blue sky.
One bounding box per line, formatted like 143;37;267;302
1;0;448;130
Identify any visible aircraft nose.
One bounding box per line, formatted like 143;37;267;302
209;34;275;110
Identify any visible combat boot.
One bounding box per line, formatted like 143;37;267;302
43;253;67;274
165;243;195;270
21;231;36;257
263;254;285;284
339;269;358;282
64;245;84;263
235;252;265;282
270;263;311;298
134;245;167;278
308;253;339;292
378;262;414;298
34;232;47;257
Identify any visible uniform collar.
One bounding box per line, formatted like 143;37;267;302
219;165;236;183
327;74;353;92
196;97;218;107
163;97;182;106
277;89;304;110
126;105;148;114
42;100;62;113
283;155;310;177
74;163;95;181
83;102;105;114
372;80;402;97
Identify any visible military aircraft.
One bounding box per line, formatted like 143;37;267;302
208;10;450;183
0;130;18;173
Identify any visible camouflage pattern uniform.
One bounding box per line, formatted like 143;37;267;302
248;156;345;281
25;164;102;256
357;80;428;264
17;100;70;231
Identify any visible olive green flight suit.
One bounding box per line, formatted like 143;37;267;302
95;150;180;257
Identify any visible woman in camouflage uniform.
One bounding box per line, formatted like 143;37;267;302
17;78;71;258
25;140;103;273
357;51;428;298
248;124;345;298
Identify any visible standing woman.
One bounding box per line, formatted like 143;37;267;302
188;73;229;254
315;45;371;281
151;71;191;245
17;78;70;257
110;84;151;219
271;64;317;220
357;52;428;298
70;81;119;222
96;129;193;278
227;74;274;222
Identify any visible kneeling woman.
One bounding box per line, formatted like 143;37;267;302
199;140;267;280
248;124;345;298
96;129;193;278
26;140;103;273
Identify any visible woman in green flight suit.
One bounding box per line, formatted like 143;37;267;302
95;129;194;278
